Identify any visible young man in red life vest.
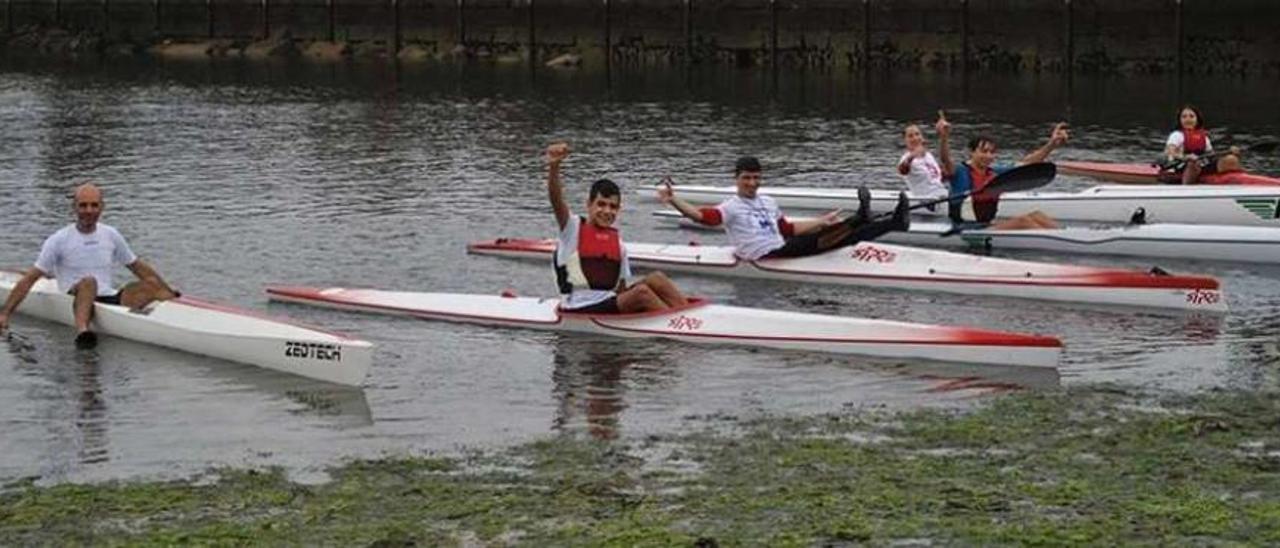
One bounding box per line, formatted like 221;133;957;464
1163;104;1242;185
657;156;911;260
546;142;688;314
937;116;1069;230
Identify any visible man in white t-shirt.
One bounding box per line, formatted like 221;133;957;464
0;183;178;348
658;157;910;260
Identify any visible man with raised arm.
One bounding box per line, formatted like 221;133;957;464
0;183;179;348
658;156;911;260
937;113;1070;230
546;142;688;313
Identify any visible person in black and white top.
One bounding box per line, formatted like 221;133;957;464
546;142;688;313
658;156;911;261
0;183;179;348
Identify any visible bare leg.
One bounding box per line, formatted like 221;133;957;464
119;280;177;312
1028;211;1059;229
71;277;98;333
1182;161;1202;185
634;271;688;307
991;214;1045;231
616;284;667;312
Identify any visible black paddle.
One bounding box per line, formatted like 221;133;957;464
870;162;1057;223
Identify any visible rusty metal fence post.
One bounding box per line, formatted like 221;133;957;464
960;0;969;71
1174;0;1184;76
393;0;401;53
683;0;692;63
457;0;466;46
603;0;610;68
527;0;535;66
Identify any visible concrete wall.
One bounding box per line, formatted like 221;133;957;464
1;0;1277;74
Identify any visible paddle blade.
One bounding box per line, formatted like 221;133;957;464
980;162;1057;197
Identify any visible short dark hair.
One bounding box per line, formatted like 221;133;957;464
1176;104;1204;130
589;178;621;202
967;135;998;152
734;156;762;176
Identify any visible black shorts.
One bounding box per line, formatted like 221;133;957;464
564;296;620;314
68;289;122;305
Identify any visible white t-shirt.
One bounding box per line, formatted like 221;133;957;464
716;195;786;260
1165;131;1214;155
34;223;138;295
554;217;633;310
898;151;948;199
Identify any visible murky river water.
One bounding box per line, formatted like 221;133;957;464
2;57;1279;484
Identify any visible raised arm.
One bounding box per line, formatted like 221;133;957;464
1020;122;1070;165
546;142;572;230
935;110;955;177
656;178;708;224
0;268;46;332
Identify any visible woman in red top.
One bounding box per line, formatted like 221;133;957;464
1164;105;1242;185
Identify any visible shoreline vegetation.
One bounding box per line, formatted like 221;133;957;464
4;386;1279;545
0;24;583;67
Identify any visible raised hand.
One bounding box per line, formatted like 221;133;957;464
935;110;951;138
656;177;676;204
1049;122;1070;147
546;142;570;166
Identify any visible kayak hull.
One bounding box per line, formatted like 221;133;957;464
467;239;1227;313
638;184;1280;227
650;210;1280;264
886;221;1280;264
266;286;1063;368
1057;161;1280;186
1;270;373;386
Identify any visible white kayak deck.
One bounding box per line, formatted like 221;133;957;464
266;286;1063;369
637;184;1280;227
649;209;1280;264
0;270;373;386
466;238;1227;313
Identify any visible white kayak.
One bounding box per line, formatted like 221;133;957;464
637;184;1280;227
266;286;1062;368
0;269;372;386
467;238;1227;313
650;209;1280;264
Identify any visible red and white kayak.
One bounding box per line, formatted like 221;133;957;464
1058;160;1280;186
637;184;1280;227
467;238;1227;313
266;286;1062;368
1;269;373;386
651;210;1280;264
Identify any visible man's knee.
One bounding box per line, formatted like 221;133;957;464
646;271;671;285
73;277;98;293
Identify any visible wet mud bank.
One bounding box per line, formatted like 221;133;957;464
4;386;1280;545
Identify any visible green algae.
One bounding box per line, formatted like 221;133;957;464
4;387;1280;546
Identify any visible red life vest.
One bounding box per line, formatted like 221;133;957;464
1180;128;1209;155
556;218;623;294
967;164;1000;223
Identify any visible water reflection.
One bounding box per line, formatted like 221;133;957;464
73;349;110;465
550;337;675;441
